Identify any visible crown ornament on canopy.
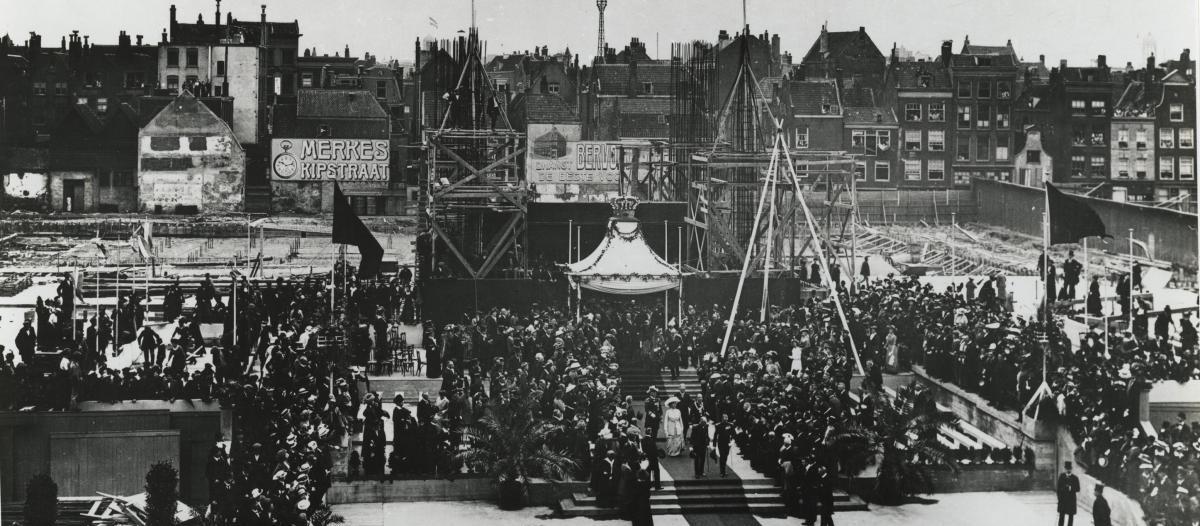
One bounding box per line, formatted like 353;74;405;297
610;195;640;218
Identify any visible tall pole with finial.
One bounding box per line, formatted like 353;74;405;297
595;0;607;64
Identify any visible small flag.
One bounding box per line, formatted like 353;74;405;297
428;17;438;28
91;237;108;259
1046;183;1111;245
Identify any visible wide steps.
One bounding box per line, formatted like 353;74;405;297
557;477;867;518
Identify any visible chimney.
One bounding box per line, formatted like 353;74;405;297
170;4;177;26
858;26;865;37
890;42;898;64
119;30;130;49
261;4;267;23
345;44;350;58
771;34;780;63
27;31;41;59
215;0;221;26
1060;59;1068;71
136;34;143;46
197;13;204;24
1147;55;1156;83
161;28;168;44
718;30;729;43
1039;54;1044;65
260;5;267;47
940;40;952;66
1097;54;1107;69
226;12;232;25
1182;48;1191;63
819;24;828;56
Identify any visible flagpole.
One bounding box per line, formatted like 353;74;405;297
1128;228;1134;331
96;267;100;358
233;274;238;349
1082;237;1088;304
115;264;120;355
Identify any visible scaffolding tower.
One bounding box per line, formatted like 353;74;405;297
422;28;529;278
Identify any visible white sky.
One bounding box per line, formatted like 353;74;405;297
2;0;1197;67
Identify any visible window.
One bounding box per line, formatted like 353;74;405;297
642;82;653;94
1090;131;1106;146
1135;129;1148;149
851;130;889;155
1160;129;1175;148
1090;100;1106;115
794;127;809;148
876;130;891;152
1090;156;1106;176
958;80;972;98
928;103;945;122
928;160;945;180
96;98;107;113
54;82;67;96
125;71;145;88
957;104;972;129
904;130;923;151
32;81;47;95
1073;129;1087;146
185;48;198;68
996;141;1010;161
212;85;223;97
377;80;388;98
548;82;561;94
874;161;890;181
1071;155;1086;177
1117;129;1130;148
904;160;922;180
852;130;866;148
166;75;179;90
905;103;922;121
976;103;991;128
1160;156;1175;179
282;48;295;66
216;60;226;76
978;81;991;99
1026;150;1041;163
956;135;971;161
976;135;990;161
1169;104;1184;122
301;72;314;88
188;137;207;151
997;81;1012;100
167;48;179;67
76;97;88;105
1117;158;1130;179
1071;99;1086;113
929;130;945;151
820;103;832;114
954;171;971;185
1180;129;1194;148
150;136;179;151
854;161;866;181
1135;158;1148;179
185;75;199;87
1182;157;1195;180
996;103;1010;129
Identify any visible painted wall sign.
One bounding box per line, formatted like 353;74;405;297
270;138;390;181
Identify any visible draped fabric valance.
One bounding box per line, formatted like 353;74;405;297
563;218;684;295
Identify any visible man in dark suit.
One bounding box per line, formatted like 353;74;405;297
641;434;662;490
593;449;616;507
1057;461;1080;526
1092;484;1111;526
689;416;709;477
137;325;163;367
714;413;735;477
1062;250;1083;300
16;320;36;364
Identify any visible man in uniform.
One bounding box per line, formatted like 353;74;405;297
689;416;710;477
714;412;735;477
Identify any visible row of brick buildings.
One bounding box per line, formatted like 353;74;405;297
510;25;1194;205
1;2;413;214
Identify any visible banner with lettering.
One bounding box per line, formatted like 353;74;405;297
271;138;390;182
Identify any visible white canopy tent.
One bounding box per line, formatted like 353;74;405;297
562;197;686;322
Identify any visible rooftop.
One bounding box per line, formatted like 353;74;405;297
297;89;387;119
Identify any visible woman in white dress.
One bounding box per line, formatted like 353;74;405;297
884;325;899;371
789;339;804;374
664;400;685;456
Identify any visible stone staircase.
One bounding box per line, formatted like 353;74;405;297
620;366;703;399
558;477;867;518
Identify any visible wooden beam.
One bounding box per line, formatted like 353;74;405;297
429;222;480;278
476;213;522;277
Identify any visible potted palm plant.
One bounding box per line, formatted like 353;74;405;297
831;383;959;505
456;395;578;510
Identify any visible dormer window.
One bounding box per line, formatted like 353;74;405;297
918;74;932;88
820;103;831;114
642;82;653;94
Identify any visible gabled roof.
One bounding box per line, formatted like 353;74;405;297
1160;69;1193;84
843;106;896;125
786;79;841;115
141;90;236;138
890;60;952;90
617;97;671;115
840;86;877;108
801;28;885;64
511;92;579;124
171;19;300;45
594;64;630;95
950;54;1019;68
1113;81;1160;118
297;89;387;119
962;44;1015;56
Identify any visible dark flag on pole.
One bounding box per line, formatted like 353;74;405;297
1046;182;1111;245
333;182;384;278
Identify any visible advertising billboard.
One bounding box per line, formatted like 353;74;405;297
270;138;390;182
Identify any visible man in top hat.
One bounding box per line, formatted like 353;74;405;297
1092;484;1111;526
16;319;36;364
1057;461;1080;526
1062;250;1083;300
689;416;710;478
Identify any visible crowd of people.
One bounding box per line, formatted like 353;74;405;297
5;255;1199;524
